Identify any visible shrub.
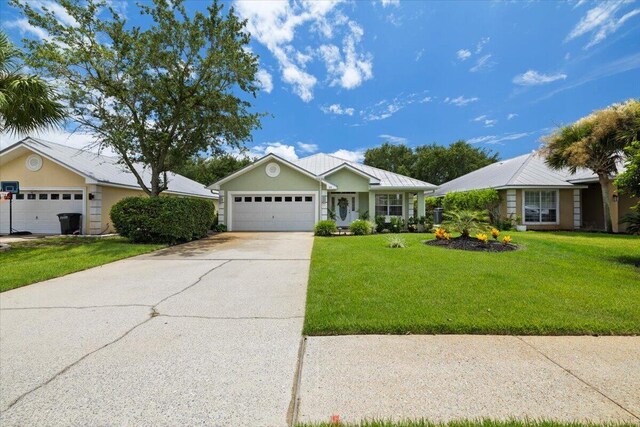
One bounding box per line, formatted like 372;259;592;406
110;196;215;244
374;215;386;233
213;224;227;232
349;219;374;235
442;189;501;224
386;235;406;248
359;210;370;221
389;216;404;233
620;204;640;234
314;220;337;236
442;210;489;238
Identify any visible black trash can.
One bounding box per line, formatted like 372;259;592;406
433;207;444;226
57;213;82;235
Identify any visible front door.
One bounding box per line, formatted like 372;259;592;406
332;193;357;227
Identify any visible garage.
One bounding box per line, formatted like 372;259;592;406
0;190;84;234
230;193;316;231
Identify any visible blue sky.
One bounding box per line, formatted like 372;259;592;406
2;0;639;162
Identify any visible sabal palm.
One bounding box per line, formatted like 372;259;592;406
0;31;65;134
442;210;489;238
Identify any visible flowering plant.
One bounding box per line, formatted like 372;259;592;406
502;235;512;245
476;233;488;243
491;228;500;239
434;227;448;240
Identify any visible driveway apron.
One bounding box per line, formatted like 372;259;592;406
0;232;313;427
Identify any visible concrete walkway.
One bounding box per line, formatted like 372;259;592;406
296;335;640;425
0;233;313;427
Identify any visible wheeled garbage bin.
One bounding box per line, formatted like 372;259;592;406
57;213;82;235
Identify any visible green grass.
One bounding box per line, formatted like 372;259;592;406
304;232;640;336
0;237;164;292
298;420;636;427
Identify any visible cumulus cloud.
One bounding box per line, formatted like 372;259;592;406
331;149;365;163
456;49;471;61
444;96;479;107
234;0;373;102
251;141;300;161
297;142;318;153
321;103;355;116
566;1;640;49
378;134;407;144
513;70;567;85
255;69;274;93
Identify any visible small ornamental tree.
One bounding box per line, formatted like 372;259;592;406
13;0;263;196
541;99;640;232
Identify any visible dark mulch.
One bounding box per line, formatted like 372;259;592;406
425;236;518;252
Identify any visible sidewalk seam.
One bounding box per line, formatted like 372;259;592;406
287;335;307;427
516;336;640;421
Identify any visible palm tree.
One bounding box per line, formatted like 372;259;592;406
541;99;640;233
442;210;489;238
0;31;66;134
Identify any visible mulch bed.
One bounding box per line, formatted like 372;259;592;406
425;236;518;252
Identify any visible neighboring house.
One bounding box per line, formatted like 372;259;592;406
209;153;435;231
0;137;218;235
433;152;637;233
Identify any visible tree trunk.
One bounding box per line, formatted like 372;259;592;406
598;173;613;233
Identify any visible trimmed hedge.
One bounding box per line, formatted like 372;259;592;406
110;196;216;244
442;189;500;212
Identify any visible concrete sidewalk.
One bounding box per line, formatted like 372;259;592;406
296;335;640;425
0;232;313;427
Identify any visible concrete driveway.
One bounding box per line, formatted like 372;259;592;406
0;232;313;427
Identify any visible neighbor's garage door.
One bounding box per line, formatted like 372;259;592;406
231;194;315;231
0;191;83;234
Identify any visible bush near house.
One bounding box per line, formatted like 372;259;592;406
314;220;338;236
442;189;500;213
349;219;375;235
110;197;215;244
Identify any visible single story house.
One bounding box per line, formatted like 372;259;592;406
433;152;637;233
0;137;217;235
209;152;435;231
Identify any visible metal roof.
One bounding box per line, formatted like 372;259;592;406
433;152;596;196
292;153;436;189
0;137;217;199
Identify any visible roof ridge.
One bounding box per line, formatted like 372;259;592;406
505;152;534;185
26;136;119;160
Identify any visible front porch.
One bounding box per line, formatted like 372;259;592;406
326;191;426;228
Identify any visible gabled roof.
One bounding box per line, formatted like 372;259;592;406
293;153;435;189
0;137;217;198
434;152;592;196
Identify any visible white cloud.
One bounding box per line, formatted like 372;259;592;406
444;96;479;107
513;70;567;85
468;132;530;145
475;37;490;54
456;49;471;61
321;103;355;116
419;96;432;103
473;115;488;122
507;113;518;120
361;91;428;121
251;141;299;161
235;0;373;101
566;1;640;49
469;54;495;73
483;119;497;128
415;48;425;62
256;69;273;93
331;149;365;163
5;19;51;41
381;0;400;7
297;142;318;153
378;134;407;144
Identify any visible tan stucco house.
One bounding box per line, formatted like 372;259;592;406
209;152;436;231
434;152;637;233
0;137;218;235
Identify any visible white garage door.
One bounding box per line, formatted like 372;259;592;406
0;191;84;234
231;194;316;231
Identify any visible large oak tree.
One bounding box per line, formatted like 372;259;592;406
13;0;263;196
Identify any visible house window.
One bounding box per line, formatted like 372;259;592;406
254;196;262;202
244;197;252;202
15;193;24;200
265;196;273;202
275;196;282;202
295;196;302;202
375;194;403;217
39;194;48;200
62;194;71;200
524;190;558;224
27;194;36;200
74;194;83;200
305;196;312;202
50;194;60;200
234;197;242;202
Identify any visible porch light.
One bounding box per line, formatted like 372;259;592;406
612;194;618;203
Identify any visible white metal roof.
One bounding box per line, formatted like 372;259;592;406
293;153;435;189
0;137;217;199
433;152;596;196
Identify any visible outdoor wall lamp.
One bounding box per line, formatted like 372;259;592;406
612;194;619;203
89;193;95;200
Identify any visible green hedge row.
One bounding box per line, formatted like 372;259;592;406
110;196;216;244
441;189;500;212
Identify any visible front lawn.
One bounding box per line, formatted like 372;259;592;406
0;237;164;292
304;232;640;336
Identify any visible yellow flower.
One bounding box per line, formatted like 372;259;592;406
476;233;488;243
435;227;447;240
491;228;500;239
502;235;512;245
444;232;452;240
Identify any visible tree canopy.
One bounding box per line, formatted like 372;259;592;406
174;154;255;187
13;0;263;196
0;31;65;134
541;98;640;232
364;140;498;185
